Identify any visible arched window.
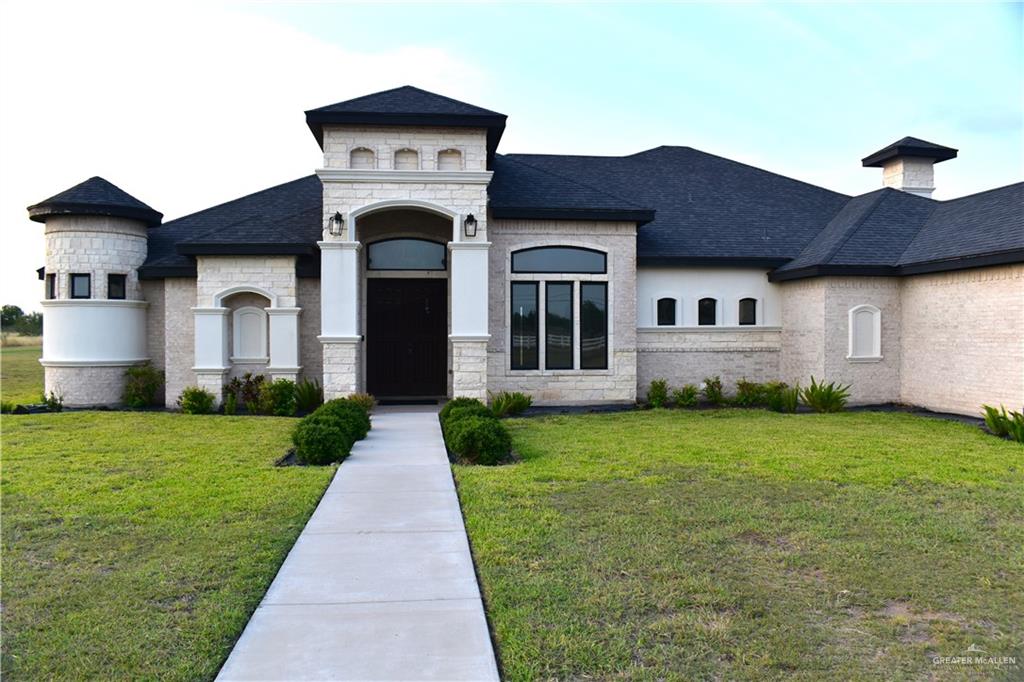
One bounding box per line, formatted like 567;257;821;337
350;147;375;169
698;298;717;326
394;148;419;170
656;297;677;326
437;148;462;170
738;298;757;325
232;306;268;362
848;304;881;359
367;239;446;271
511;246;606;274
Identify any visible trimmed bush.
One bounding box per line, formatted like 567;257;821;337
490;391;532;418
445;415;512;465
177;387;215;414
346;392;376;414
255;379;297;416
647;379;669;409
702;376;725;405
799;376;850;413
295;379;324;414
123;363;164;408
444;403;494;429
293;415;354;465
672;384;699;408
439;397;486;424
317;398;371;440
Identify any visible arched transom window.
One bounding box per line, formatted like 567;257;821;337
367;239;446;271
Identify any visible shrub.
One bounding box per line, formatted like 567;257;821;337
444;404;495;433
671;384;699;408
768;384;800;413
253;379;297;416
490;391;532;418
982;405;1024;443
223;392;238;416
440;397;486;424
225;373;265;412
799;376;851;413
647;379;669;409
293;379;324;414
445;415;512;465
346;392;376;414
42;391;63;413
701;376;724;405
1009;412;1024;444
1;401;14;414
734;379;767;407
292;415;354;465
123;363;164;408
178;386;215;414
316;398;371;440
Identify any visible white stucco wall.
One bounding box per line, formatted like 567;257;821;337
636;267;781;327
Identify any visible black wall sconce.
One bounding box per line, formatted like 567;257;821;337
463;213;478;238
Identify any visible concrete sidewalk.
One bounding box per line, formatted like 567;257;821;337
217;406;500;681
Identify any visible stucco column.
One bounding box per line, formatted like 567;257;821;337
267;307;302;381
449;241;490;399
192;306;229;405
318;240;362;398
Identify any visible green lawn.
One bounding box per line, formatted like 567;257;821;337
1;412;334;680
1;345;43;405
455;410;1024;681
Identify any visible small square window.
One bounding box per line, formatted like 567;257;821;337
108;274;127;300
70;273;91;299
45;274;56;299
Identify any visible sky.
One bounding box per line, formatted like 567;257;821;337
1;1;1021;313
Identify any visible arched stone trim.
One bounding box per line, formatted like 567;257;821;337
848;304;882;360
349;199;459;242
212;285;279;308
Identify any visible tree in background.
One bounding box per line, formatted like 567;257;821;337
2;304;24;330
1;305;42;336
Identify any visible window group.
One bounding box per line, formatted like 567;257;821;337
654;296;760;327
46;272;128;300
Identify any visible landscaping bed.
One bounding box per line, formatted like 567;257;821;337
1;412;335;680
454;409;1024;680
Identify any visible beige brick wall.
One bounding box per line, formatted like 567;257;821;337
452;340;488;400
637;329;781;398
297;278;322;385
44;215;148;300
322;125;487;171
900;264;1024;414
487;219;637;404
780;278;826;385
141;280;165;371
45;366;127;407
163;278;196;405
196;256;296;307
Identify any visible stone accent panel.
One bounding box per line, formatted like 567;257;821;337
900;264;1024;414
637;329;781;398
452;340;487;400
163;278;197;406
44;215;148;300
45;365;127;407
323;342;360;399
322;126;487;171
297;278;322;385
196;256;296;307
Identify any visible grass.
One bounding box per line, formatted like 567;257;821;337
1;411;334;680
1;333;43;348
2;344;43;405
454;410;1024;681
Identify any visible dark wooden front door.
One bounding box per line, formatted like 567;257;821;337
366;278;447;397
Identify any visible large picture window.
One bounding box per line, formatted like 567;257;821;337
545;283;573;369
367;239;446;271
512;246;606;274
580;283;608;369
511;282;539;370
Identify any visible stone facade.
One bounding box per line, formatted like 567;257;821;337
323;341;360;397
780;278;827;386
487;219;638;404
452;340;488;400
900;264;1024;414
45;365;128;408
163;278;197;405
141;280;165;372
196;255;297;307
637;329;781;398
322;125;487;171
44;215;148;300
882;158;936;197
297;278;322;385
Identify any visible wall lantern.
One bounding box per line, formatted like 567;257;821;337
328;211;345;237
463;213;478;239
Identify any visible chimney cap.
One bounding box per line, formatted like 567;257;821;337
862;137;958;168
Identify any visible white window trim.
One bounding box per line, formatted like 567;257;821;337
231;305;269;363
847;304;882;361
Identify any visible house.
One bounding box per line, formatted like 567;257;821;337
29;86;1024;415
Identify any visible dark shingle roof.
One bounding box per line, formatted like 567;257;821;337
862;137;958;167
28;176;162;226
305;86;507;157
140;175;321;277
495;147;850;265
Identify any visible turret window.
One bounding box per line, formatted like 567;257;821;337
70;273;91;299
45;274;56;299
108;274;127;300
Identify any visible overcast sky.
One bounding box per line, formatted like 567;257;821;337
1;1;1021;312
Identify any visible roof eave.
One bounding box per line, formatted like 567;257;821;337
27;202;163;227
768;249;1024;282
175;243;316;256
304;111;508;158
861;146;958;168
639;256;790;268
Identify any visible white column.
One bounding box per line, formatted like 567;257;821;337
267;307;302;381
449;241;490;338
192;307;229;404
318;241;361;341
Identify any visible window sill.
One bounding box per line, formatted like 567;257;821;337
230;357;270;364
637;326;781;332
507;368;613;377
846;355;883;363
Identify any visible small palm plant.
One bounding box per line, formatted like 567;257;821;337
799;376;851;413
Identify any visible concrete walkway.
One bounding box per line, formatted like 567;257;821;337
217;406;500;681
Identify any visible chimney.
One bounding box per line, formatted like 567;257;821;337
861;137;958;198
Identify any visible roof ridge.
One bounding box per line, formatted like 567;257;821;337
816;190;891;266
936;180;1024;203
498;155;651;212
155;175;318;229
397;85;505;116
